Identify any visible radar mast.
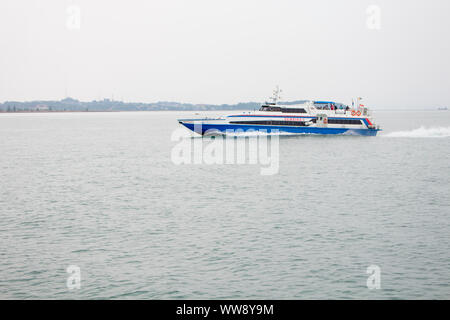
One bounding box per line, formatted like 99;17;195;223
268;85;282;105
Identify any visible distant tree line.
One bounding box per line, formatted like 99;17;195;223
0;98;309;112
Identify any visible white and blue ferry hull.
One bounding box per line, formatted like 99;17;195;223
179;120;380;136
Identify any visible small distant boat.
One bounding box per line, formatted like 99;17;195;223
438;107;448;111
178;87;381;136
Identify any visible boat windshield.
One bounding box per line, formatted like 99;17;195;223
259;105;281;112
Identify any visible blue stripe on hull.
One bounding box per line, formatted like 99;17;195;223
180;123;379;136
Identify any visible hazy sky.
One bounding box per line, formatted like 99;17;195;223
1;0;449;107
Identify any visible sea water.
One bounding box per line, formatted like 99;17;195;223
0;110;449;299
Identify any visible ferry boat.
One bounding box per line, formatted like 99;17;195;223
178;87;381;136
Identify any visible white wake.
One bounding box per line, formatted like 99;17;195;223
383;126;450;138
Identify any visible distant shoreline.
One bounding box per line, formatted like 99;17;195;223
0;108;445;114
0;98;444;113
0;109;243;113
0;97;263;113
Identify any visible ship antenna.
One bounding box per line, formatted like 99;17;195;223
270;85;282;104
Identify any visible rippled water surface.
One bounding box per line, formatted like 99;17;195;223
0;110;449;299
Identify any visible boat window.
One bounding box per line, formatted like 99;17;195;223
281;108;307;113
259;105;283;112
230;120;310;126
327;119;362;125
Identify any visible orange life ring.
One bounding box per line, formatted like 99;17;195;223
356;111;361;116
323;118;328;124
351;110;356;116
